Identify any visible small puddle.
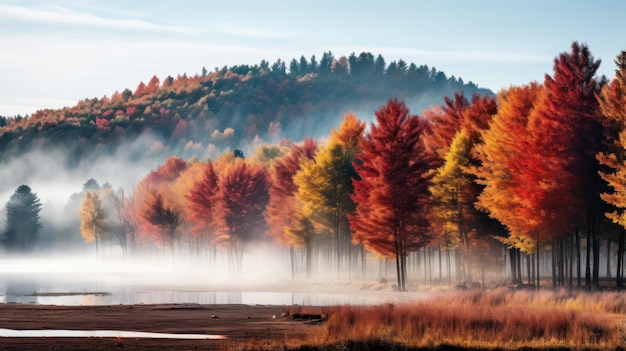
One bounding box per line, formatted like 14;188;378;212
0;328;227;339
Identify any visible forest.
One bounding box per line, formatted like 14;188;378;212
2;43;626;292
0;51;488;166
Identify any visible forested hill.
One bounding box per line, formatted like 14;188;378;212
0;51;492;164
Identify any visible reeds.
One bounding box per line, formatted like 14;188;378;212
295;288;625;350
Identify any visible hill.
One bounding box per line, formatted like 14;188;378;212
0;51;492;165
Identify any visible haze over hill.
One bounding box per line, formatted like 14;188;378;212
0;51;490;159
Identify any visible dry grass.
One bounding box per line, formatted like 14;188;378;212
268;288;626;351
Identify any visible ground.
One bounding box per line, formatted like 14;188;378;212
0;304;319;350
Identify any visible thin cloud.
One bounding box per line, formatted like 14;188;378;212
213;22;298;40
0;4;194;33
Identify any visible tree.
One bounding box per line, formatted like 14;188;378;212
510;42;603;288
79;191;110;258
2;185;43;252
213;160;270;273
266;138;318;279
350;99;435;290
141;189;182;249
294;114;365;277
107;188;138;254
470;83;543;282
598;51;626;287
186;162;219;239
430;130;474;281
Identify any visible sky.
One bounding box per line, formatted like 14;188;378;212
0;0;624;117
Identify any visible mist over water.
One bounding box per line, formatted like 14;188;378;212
0;249;426;306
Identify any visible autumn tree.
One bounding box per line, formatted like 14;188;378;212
294;113;365;277
350;99;435;290
141;189;182;250
213;160;270;273
598;51;626;287
2;185;43;252
134;156;188;248
505;42;603;288
107;188;138;254
424;91;498;284
266;138;318;279
470;83;543;282
79;191;110;258
186;162;219;246
430;130;474;281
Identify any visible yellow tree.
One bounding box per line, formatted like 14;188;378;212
294;113;365;277
430;129;474;282
266;138;318;279
79;191;110;259
598;51;626;287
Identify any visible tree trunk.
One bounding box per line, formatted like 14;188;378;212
576;230;582;288
438;246;442;281
617;229;624;288
607;239;611;280
509;248;517;282
306;244;312;280
586;225;592;290
593;225;600;289
569;234;574;288
446;248;451;287
290;246;296;281
551;242;557;288
526;253;531;284
536;240;540;289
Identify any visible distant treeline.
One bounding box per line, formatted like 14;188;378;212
0;51;490;165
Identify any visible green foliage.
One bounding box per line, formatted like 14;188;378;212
2;185;43;251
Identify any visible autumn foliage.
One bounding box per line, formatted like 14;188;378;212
50;42;626;290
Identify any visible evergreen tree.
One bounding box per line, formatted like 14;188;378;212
2;185;43;252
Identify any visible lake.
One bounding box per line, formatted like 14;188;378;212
0;254;424;306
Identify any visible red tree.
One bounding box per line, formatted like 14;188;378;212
213;160;271;272
186;162;219;238
350;98;435;290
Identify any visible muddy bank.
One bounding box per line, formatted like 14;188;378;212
0;303;319;350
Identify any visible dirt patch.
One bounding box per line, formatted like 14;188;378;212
0;303;319;350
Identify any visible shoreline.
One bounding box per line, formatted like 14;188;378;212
0;303;319;350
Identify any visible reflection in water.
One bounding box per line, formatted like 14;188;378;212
0;328;226;339
0;256;426;306
1;279;38;304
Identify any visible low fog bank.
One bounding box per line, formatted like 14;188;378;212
0;244;293;289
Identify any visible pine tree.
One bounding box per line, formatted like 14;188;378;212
350;99;435;290
2;185;43;252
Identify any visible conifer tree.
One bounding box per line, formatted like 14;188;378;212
350;99;435;290
294;114;365;277
598;51;626;287
2;185;42;252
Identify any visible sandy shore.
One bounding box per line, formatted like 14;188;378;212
0;303;320;350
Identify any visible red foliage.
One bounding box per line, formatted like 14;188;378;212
350;99;436;289
146;156;188;185
213;161;270;247
266;138;317;245
186;162;219;237
95;117;110;130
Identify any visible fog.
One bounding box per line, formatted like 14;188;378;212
0;133;167;208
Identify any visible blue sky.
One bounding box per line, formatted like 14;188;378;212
0;0;624;117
